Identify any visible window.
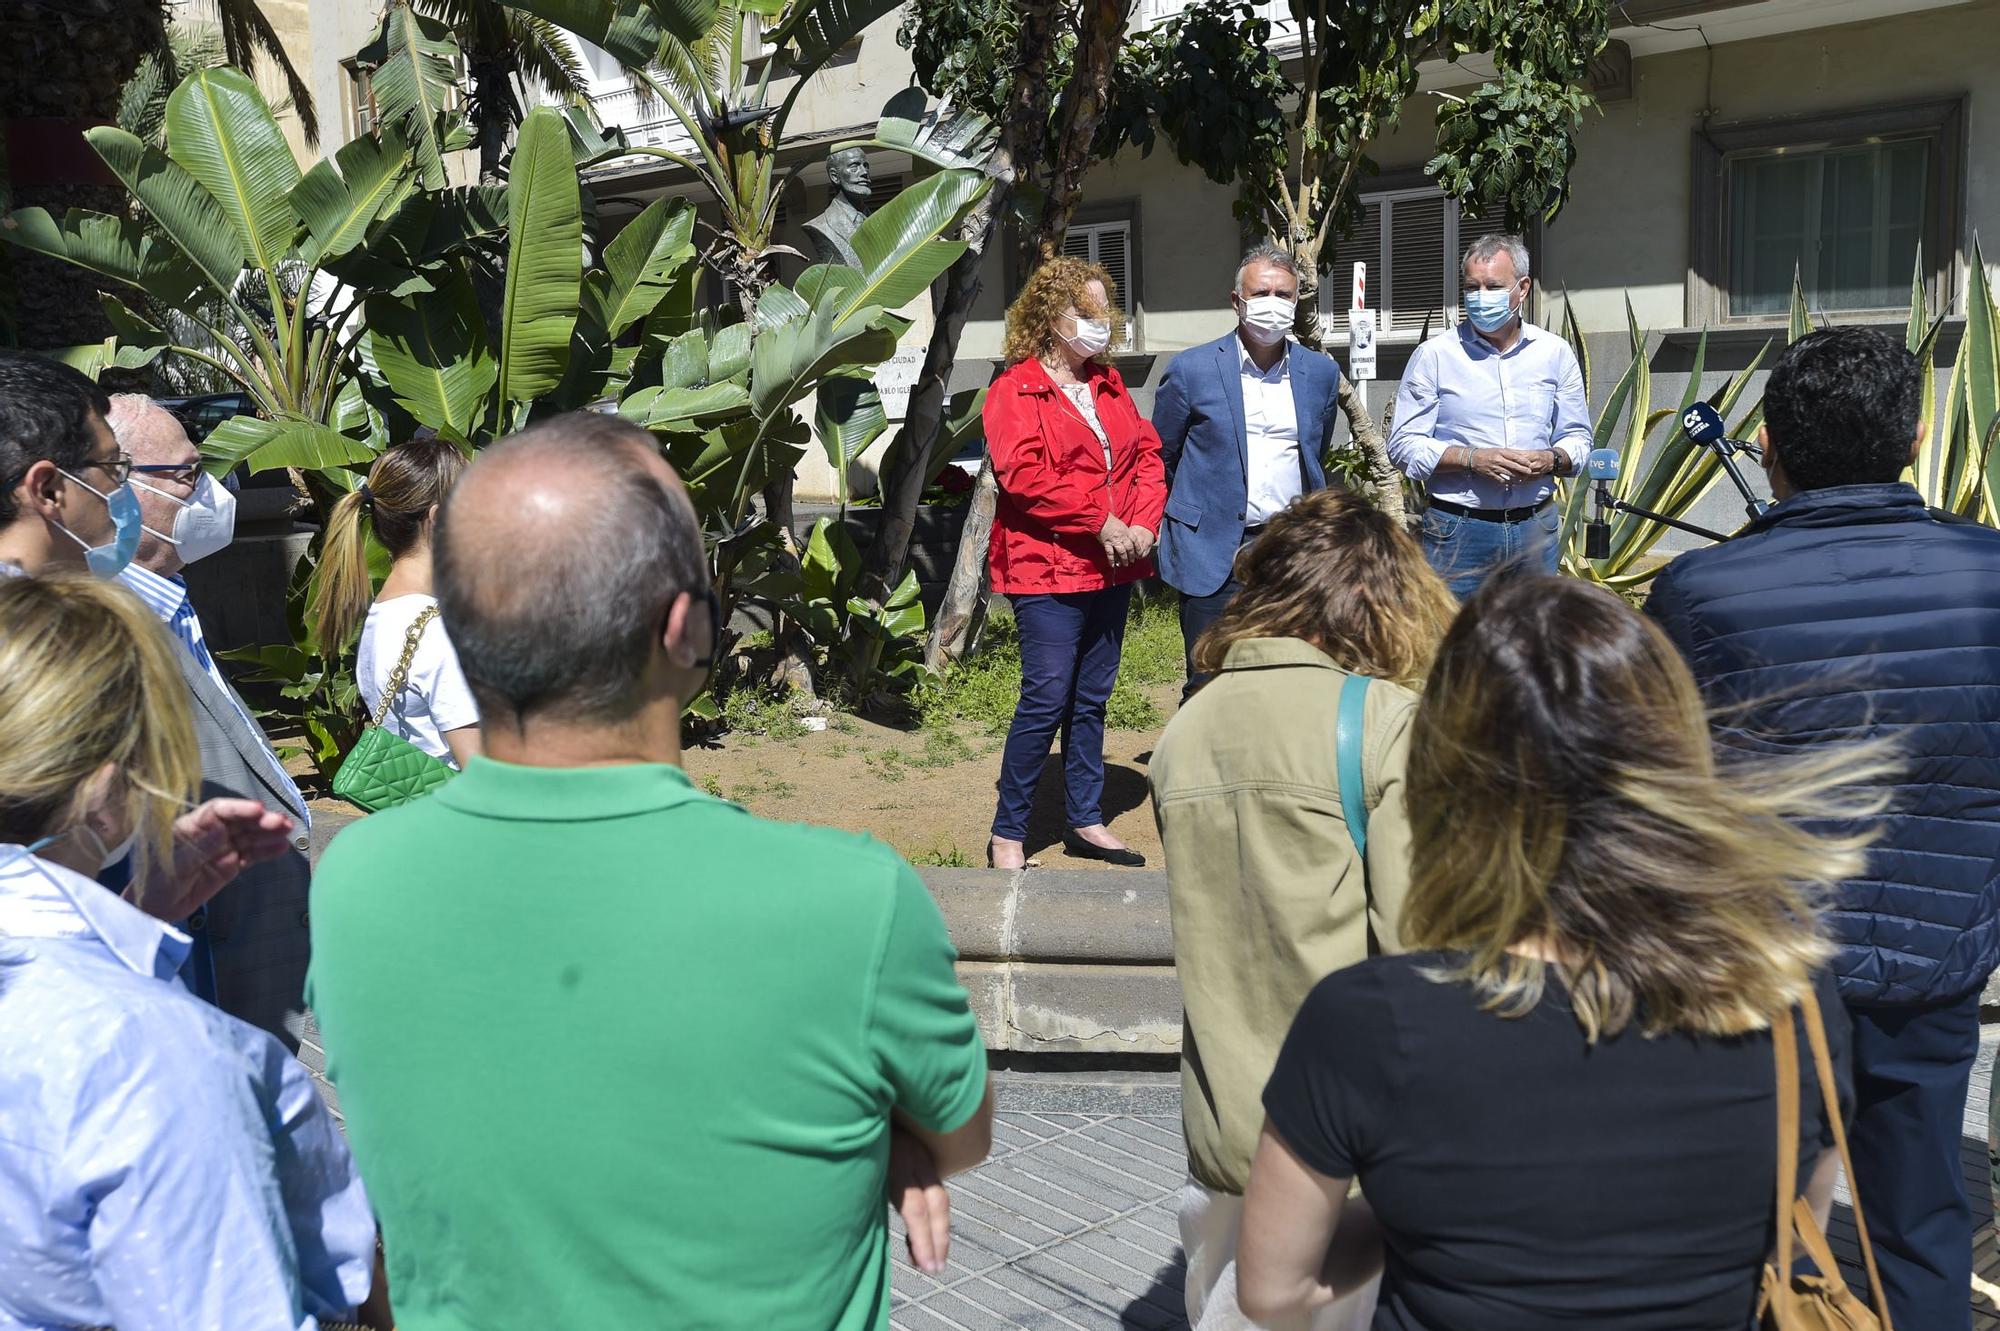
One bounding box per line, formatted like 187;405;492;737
1326;186;1512;342
866;174;904;212
1060;216;1136;351
1691;98;1964;324
341;59;376;140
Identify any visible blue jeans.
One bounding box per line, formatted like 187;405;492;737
1420;502;1561;600
991;585;1132;842
1846;990;1982;1331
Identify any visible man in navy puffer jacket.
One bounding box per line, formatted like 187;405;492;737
1647;326;2000;1331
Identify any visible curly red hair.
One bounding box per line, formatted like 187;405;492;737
1001;256;1123;365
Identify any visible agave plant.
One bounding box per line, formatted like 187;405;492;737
1554;297;1773;589
1905;241;1998;522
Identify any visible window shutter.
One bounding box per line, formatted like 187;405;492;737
1387;194;1449;335
1327;198;1384;319
867;174;904;212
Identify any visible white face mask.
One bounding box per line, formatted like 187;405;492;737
134;471;238;565
1239;294;1296;347
1063;316;1113;359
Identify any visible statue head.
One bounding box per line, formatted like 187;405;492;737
827;148;872;207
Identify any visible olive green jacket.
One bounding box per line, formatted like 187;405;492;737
1150;637;1416;1194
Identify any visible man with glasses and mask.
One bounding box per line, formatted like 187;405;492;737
107;394;315;1051
309;412;993;1331
1388;233;1592;597
0;350;140;580
1153;242;1345;697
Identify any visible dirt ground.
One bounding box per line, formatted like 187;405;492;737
681;680;1180;869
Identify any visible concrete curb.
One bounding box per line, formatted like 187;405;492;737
308;811;1182;1055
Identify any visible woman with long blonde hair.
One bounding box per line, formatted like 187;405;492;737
0;574;385;1328
1236;574;1884;1331
1150;486;1454;1331
311;435;480;768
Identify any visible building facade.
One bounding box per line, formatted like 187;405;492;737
573;1;1999;514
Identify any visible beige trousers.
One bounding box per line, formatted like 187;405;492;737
1178;1179;1381;1331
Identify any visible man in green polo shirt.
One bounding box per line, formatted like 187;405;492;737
307;412;992;1330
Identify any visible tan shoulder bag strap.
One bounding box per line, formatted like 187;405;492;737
1771;1001;1801;1294
1799;984;1893;1325
371;604;441;729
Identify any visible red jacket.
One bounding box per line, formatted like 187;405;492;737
985;358;1169;595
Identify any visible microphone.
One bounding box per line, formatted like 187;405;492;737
1584;447;1619;560
1681;401;1762;459
1681;401;1769;522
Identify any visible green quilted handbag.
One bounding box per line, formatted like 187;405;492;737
332;605;456;812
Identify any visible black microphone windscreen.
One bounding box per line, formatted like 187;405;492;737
1681;401;1726;444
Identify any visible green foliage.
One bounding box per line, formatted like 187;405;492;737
753;516;930;698
1906;241;1997;522
1554;295;1772;588
1104;1;1289;190
907;845;973;868
913;595;1181;736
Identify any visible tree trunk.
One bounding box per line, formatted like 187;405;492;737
1294;245;1404;526
1031;0;1134;261
924;457;997;671
859;146;1014;607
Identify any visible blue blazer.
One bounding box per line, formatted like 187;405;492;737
1152;332;1343;597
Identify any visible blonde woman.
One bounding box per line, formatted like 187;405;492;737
312;436;480;768
1150;487;1455;1331
985;257;1167;869
1237;575;1881;1331
0;575;384;1329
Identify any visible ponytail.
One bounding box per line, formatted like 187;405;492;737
309;436;471;653
310;486;374;652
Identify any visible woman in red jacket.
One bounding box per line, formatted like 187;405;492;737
985;256;1168;870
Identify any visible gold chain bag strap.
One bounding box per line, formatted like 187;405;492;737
1760;983;1893;1330
329;604;456;813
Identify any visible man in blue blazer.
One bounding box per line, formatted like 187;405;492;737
1153;243;1345;697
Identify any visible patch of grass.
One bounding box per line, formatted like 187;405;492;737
865;749;908;783
728;776;798;802
719;685;809;742
699;774;726;799
907;845;973;868
824;740;850;759
909;727;977;769
912;594;1183;737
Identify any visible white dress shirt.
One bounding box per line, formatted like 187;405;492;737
1241;341;1302;525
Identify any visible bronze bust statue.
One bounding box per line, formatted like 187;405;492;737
803;147;873;269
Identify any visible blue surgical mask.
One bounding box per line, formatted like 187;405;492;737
55;471;144;578
1464;286;1518;334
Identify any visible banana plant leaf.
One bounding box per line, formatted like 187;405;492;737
499;106;582;404
850;88;999;171
364;264;496;441
596;196;697;338
357;4;460;189
0;207;203;306
768;0;904;85
814;375;887;504
291;123;418;265
620;383;753;433
164;68;302;277
84;127;244;301
837;170;986;321
203;415;377;477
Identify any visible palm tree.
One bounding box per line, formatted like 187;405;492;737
411;0;594;183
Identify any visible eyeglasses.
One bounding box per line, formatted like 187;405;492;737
81;452;134;487
130;461;204;487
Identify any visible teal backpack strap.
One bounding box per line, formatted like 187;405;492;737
1337;673;1373;859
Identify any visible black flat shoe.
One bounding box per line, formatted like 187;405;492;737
1062;834;1146;867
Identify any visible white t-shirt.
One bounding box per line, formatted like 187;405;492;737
356;594;479;768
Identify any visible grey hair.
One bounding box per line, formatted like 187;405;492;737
1464;233;1530;280
1235;242;1298;295
435;412;709;727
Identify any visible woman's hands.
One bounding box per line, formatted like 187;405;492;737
1099;515;1156;569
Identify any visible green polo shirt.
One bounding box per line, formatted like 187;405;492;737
307;758;987;1331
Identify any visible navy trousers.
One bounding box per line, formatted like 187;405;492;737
1176;571;1240;702
1844;989;1983;1331
991;585;1132;843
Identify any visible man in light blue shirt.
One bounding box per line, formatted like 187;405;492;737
1388;234;1592;597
